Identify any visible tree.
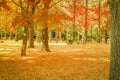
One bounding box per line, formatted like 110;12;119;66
97;0;101;43
40;0;51;51
108;0;120;80
28;1;36;48
82;0;88;44
72;0;77;42
12;0;40;56
39;0;62;51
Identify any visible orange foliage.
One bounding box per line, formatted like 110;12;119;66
10;26;18;35
0;1;12;12
2;3;11;11
42;0;52;3
25;1;37;7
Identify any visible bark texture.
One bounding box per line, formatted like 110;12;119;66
21;27;28;56
109;0;120;80
28;6;35;48
28;25;35;48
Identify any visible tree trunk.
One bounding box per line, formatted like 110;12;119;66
49;31;52;42
36;26;41;42
97;0;101;43
104;30;108;43
66;29;69;43
41;1;51;51
41;26;50;51
21;27;28;56
108;0;120;80
56;30;61;43
0;31;2;40
4;29;7;41
82;29;87;44
28;6;35;48
15;34;18;42
73;0;76;42
77;26;80;43
56;30;59;43
28;25;35;48
82;0;88;44
90;26;93;42
96;28;101;43
10;32;13;40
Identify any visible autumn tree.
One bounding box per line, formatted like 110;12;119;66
0;0;12;41
82;0;88;44
108;0;120;80
102;1;110;43
38;0;62;51
27;0;36;48
40;0;52;51
12;0;40;56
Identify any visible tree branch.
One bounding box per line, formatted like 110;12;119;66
49;0;62;9
19;0;23;9
12;0;21;7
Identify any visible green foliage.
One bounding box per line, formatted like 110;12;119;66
61;29;67;40
51;29;56;39
18;27;24;39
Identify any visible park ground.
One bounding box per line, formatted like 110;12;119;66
0;41;110;80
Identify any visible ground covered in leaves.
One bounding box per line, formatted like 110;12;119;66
0;41;110;80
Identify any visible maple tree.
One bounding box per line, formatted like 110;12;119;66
10;0;40;56
0;0;111;55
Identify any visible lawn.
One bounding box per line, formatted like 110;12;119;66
0;41;110;80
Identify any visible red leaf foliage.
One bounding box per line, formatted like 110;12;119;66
25;1;37;7
42;0;52;3
0;1;12;12
10;26;18;35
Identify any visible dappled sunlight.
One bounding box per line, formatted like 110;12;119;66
0;48;14;51
20;56;35;60
99;58;110;62
0;56;11;60
0;43;110;80
73;57;110;62
73;57;97;61
0;51;10;54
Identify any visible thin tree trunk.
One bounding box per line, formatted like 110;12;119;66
21;27;28;56
96;28;101;43
90;26;93;42
82;29;87;44
15;34;18;42
77;26;80;43
56;30;61;43
56;30;59;43
10;32;13;40
36;26;41;42
49;31;52;42
82;0;88;44
109;0;120;79
104;30;108;43
0;31;2;40
4;29;7;41
97;0;101;43
66;29;69;43
73;0;76;42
